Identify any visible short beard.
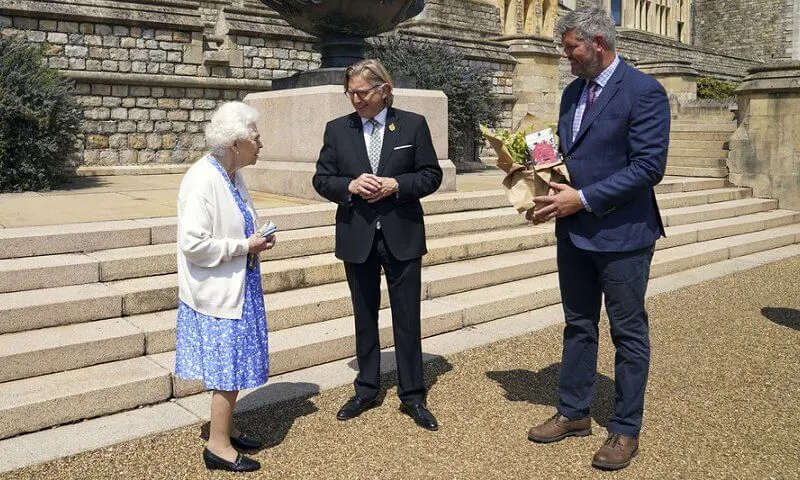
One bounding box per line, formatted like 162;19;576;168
573;50;604;79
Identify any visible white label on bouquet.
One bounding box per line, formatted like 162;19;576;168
525;128;560;165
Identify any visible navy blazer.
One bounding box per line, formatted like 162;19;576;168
312;108;443;263
556;59;670;252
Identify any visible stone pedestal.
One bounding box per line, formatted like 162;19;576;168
504;37;562;129
636;59;699;103
241;86;455;200
728;62;800;210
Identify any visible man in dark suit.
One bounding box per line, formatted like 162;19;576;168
312;59;443;431
526;7;670;470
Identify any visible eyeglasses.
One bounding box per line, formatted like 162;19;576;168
344;83;384;100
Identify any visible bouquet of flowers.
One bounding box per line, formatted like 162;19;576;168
481;123;571;215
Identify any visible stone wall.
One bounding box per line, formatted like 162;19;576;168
0;0;518;170
617;29;759;82
693;0;790;62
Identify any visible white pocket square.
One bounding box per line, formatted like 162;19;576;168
393;144;413;150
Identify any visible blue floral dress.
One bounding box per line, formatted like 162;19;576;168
174;156;269;391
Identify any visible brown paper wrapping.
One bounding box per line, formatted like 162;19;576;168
480;126;571;214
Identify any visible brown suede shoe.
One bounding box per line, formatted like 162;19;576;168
527;412;592;443
591;433;639;470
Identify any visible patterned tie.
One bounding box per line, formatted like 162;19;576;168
581;81;599;129
586;80;598;110
368;118;382;174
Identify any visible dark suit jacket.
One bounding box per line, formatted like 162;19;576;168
556;59;670;253
312;107;443;263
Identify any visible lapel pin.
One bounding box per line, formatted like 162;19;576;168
388;123;396;132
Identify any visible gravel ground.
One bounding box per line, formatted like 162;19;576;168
5;257;800;479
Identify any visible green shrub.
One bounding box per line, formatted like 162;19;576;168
368;35;499;164
696;77;738;100
0;29;82;192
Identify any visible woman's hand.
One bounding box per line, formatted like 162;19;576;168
248;234;276;253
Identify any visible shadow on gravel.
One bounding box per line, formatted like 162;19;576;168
199;381;321;451
486;363;616;427
761;307;800;331
346;351;455;401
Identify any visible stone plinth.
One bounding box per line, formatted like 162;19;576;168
637;59;699;102
241;86;454;200
504;37;562;128
729;61;800;210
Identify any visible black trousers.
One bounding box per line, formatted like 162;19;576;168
343;230;425;405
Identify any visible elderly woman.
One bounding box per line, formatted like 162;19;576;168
175;101;274;473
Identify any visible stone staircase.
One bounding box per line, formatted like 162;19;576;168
1;177;800;442
666;102;736;178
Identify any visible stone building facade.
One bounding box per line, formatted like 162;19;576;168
693;0;798;62
0;0;777;171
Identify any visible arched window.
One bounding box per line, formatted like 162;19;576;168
500;0;518;35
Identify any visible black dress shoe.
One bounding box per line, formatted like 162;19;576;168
202;448;261;472
336;395;378;420
230;433;263;451
400;403;439;431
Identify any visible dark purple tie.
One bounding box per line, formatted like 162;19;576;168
581;81;599;129
586;80;598;110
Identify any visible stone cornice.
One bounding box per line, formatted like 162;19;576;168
63;70;273;90
737;61;800;94
0;0;203;30
393;29;517;64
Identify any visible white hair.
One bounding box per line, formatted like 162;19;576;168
205;101;260;156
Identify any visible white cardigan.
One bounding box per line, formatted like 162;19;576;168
176;157;259;319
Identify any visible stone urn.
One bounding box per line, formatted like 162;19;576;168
261;0;425;69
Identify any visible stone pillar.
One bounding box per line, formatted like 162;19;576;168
504;37;562;129
241;86;455;201
636;59;698;102
728;62;800;210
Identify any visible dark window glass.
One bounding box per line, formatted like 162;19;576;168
611;0;622;25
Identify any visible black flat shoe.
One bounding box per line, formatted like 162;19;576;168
230;433;263;451
336;395;378;420
202;448;261;472
400;403;439;431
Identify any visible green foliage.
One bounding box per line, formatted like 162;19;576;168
0;29;82;192
696;77;738;100
368;35;499;163
495;128;530;165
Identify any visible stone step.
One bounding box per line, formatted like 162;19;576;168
670;131;733;142
0;318;144;383
665;165;728;178
89;194;774;321
0;283;122;335
0;357;171;440
656;187;749;209
650;223;800;277
11;209;795;386
6;242;800;471
154;220;800;399
661;198;778;226
0;186;747;293
0;178;732;265
669;148;728;159
0;197;778;333
0;226;552;331
656;177;728;193
1;221;798;439
667;156;728;168
0;190;512;261
0;220;152;260
670;123;737;132
667;140;729;151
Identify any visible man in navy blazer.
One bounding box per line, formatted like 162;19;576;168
526;7;669;470
312;59;442;431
